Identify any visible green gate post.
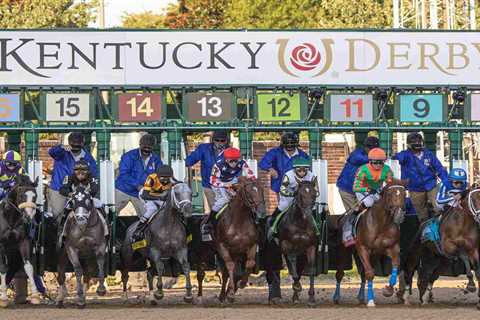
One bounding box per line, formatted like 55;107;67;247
83;131;93;153
167;130;182;163
379;130;393;157
239;130;254;159
150;131;163;159
449;130;463;169
308;129;323;159
354;130;369;149
24;130;39;163
7;131;22;154
423;131;437;152
95;130;111;161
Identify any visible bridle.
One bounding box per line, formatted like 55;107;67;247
238;180;260;210
382;184;406;224
3;184;37;218
171;182;192;211
295;180;317;211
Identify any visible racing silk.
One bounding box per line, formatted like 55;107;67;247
436;181;466;205
336;148;369;194
143;174;173;197
280;170;317;197
185;143;224;189
353;164;393;193
0;161;24;189
393;149;448;192
49;145;97;191
59;175;100;199
210;159;255;188
259;146;309;193
115;148;163;197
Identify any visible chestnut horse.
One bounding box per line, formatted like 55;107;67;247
334;178;408;307
400;185;480;308
215;176;264;303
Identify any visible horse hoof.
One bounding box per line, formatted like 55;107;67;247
77;302;86;309
184;295;194;304
357;297;365;304
467;284;477;293
269;297;281;305
333;297;340;305
293;283;302;292
382;285;394;297
476;302;480;310
0;299;9;308
367;300;375;307
56;301;64;309
308;297;316;307
238;280;247;289
96;286;107;297
154;291;164;300
226;296;235;304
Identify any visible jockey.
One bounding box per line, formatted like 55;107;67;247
132;165;175;241
202;147;256;237
0;150;24;200
436;168;468;211
343;148;393;246
59;160;109;242
267;157;317;241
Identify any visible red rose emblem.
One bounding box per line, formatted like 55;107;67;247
289;43;321;71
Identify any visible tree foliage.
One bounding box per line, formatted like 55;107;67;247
0;0;97;28
164;0;228;29
121;11;165;29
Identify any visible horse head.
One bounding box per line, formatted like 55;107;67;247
171;182;193;218
294;178;318;213
7;175;38;221
466;183;480;218
234;176;264;213
70;186;93;228
381;178;408;224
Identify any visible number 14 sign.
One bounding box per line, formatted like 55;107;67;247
325;94;375;122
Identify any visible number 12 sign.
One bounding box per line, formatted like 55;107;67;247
42;93;92;122
325;94;375;122
256;93;304;122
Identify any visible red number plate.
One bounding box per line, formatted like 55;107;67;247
118;93;162;122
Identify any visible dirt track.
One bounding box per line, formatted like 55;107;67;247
1;275;479;320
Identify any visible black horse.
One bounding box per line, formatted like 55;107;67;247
0;175;39;308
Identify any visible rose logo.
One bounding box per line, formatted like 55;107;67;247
289;43;321;71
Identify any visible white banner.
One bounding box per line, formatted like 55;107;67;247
1;30;480;86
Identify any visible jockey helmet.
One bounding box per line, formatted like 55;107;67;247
281;132;299;150
212;130;228;142
68;132;85;146
364;136;379;150
3;150;21;169
139;134;156;147
74;160;90;172
449;168;467;182
156;165;174;177
407;132;424;152
368;148;387;161
292;157;311;168
223;147;241;160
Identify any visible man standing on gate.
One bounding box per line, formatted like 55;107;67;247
115;134;162;217
185;130;229;213
336;136;380;212
393;132;449;222
48;132;97;224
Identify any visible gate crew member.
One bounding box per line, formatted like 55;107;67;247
336;136;380;212
343;148;393;247
202;147;256;237
393;132;449;222
267;157;318;241
186;130;229;212
436;168;468;211
0;150;24;200
115;134;162;217
48;132;97;224
132;165;175;241
259;132;309;195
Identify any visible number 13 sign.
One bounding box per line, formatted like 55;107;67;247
325;94;375;122
42;93;92;122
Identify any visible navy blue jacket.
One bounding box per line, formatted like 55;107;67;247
259;146;309;193
115;148;163;197
185;143;223;188
393;149;449;192
336;148;368;194
49;145;97;191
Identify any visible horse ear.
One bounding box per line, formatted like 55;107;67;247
33;176;39;188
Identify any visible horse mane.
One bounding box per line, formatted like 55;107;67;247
385;178;409;187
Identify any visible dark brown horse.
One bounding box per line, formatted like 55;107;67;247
276;180;318;304
215;176;264;303
400;185;480;307
334;178;408;307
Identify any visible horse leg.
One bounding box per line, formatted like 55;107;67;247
286;254;301;303
95;246;107;297
356;244;375;307
66;246;86;308
218;266;228;303
383;243;400;298
460;252;477;293
146;265;156;304
18;239;40;305
121;267;129;302
217;243;236;303
176;247;193;303
197;265;205;298
471;251;480;310
238;244;257;289
150;249;165;302
0;252;8;308
306;246;316;305
56;249;68;307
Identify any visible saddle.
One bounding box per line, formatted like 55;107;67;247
271;205;321;236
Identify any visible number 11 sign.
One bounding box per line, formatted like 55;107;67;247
325;94;375;122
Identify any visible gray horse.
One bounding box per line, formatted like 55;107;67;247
121;182;193;304
56;186;108;308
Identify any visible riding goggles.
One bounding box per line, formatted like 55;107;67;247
369;160;385;165
5;161;19;167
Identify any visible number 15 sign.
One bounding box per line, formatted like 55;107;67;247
41;93;92;122
325;94;376;122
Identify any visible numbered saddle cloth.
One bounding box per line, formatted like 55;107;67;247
421;217;441;244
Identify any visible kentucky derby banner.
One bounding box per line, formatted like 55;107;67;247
1;30;480;86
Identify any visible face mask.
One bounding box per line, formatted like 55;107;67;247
140;147;152;157
159;178;170;185
70;144;83;154
213;141;227;150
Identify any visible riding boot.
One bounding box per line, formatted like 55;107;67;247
132;218;148;242
201;211;217;242
267;208;282;243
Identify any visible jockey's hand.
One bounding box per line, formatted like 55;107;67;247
269;169;278;179
453;193;462;201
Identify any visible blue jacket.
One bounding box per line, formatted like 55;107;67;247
49;145;97;191
336;148;368;194
115;148;163;197
259;146;309;193
185;143;223;188
393;149;448;192
436;181;467;205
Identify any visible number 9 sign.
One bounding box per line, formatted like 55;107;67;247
42;93;92;122
396;94;446;122
184;92;234;122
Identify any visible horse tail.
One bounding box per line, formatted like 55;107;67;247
401;226;423;282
